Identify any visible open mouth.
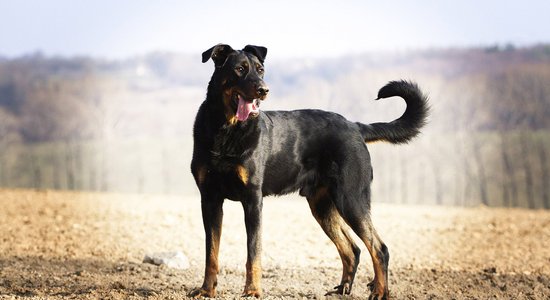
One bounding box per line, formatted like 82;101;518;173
234;93;260;122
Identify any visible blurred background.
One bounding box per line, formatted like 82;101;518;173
1;0;549;208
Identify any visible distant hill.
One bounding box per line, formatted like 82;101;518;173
1;44;549;143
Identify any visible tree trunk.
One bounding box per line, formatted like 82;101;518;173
538;139;550;209
100;140;109;192
472;137;489;206
453;134;465;206
53;152;61;190
400;154;408;204
30;149;42;190
89;166;97;191
0;149;6;186
431;160;443;205
417;168;425;206
65;141;75;190
499;132;517;207
520;134;535;208
74;143;83;190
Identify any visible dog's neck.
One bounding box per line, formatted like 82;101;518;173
210;118;260;167
205;77;225;111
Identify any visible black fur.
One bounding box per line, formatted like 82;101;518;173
189;44;429;299
358;80;429;144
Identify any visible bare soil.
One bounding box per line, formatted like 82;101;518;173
0;189;549;299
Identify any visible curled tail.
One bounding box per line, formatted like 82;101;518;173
357;80;429;144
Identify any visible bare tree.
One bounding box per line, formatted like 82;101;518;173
499;133;517;207
519;134;535;208
538;140;550;209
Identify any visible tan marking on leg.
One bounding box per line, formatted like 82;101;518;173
236;165;249;185
243;259;262;297
189;222;222;298
205;226;222;292
307;186;360;295
358;225;388;297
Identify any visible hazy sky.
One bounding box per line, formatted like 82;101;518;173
1;0;549;59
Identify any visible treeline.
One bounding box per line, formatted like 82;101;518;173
369;50;550;209
0;52;208;143
369;131;550;209
0;54;112;142
1;45;550;208
2;45;550;142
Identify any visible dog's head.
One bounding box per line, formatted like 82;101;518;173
203;44;269;124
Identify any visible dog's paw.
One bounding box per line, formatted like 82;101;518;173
188;287;216;298
367;279;389;299
368;292;389;300
242;288;262;298
325;283;351;296
367;286;389;300
367;280;375;292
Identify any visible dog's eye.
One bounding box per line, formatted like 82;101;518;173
257;67;264;74
236;66;245;73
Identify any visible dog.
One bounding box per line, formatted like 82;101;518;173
189;44;428;299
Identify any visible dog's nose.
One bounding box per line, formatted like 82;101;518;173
258;86;269;97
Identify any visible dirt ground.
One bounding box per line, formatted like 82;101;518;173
0;189;549;299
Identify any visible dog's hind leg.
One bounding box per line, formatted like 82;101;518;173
307;186;361;295
359;219;390;300
337;195;390;300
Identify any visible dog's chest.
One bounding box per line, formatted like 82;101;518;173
200;124;261;194
210;123;260;167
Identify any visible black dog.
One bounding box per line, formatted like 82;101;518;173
190;44;428;299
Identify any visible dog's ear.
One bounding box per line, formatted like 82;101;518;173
202;44;234;66
243;45;268;63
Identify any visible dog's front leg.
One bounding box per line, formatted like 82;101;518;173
189;195;224;298
242;195;263;298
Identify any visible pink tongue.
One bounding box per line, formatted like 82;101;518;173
235;95;258;121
